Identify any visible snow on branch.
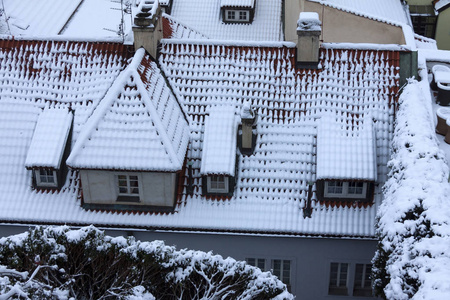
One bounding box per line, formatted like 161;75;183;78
373;80;450;300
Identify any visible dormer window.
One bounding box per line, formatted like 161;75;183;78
35;169;58;187
200;106;238;197
207;175;229;193
324;181;367;198
25;107;73;190
220;0;255;23
316;117;377;204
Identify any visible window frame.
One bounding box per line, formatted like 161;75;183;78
328;262;349;296
353;263;373;297
35;169;58;187
224;9;250;22
324;181;367;198
207;174;229;193
116;174;142;201
245;258;291;291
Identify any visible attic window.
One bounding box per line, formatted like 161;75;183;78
35;169;57;187
324;181;367;198
225;10;249;22
117;175;140;196
409;5;436;38
207;175;229;193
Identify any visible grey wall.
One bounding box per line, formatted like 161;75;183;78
80;170;176;207
0;224;379;299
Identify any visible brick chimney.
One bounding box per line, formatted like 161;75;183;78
297;12;321;68
133;0;163;59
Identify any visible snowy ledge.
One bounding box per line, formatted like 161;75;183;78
373;79;450;299
161;38;296;48
322;42;410;51
0;34;125;43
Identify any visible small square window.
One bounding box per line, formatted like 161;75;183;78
207;175;229;193
324;181;367;199
117;174;140;196
239;11;249;21
348;182;364;194
227;10;236;20
35;169;57;187
329;262;349;295
327;181;343;194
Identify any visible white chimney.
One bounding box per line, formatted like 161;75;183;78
297;12;321;67
133;0;163;59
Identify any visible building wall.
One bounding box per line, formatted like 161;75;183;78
80;170;176;207
127;230;378;300
436;8;450;50
285;0;406;45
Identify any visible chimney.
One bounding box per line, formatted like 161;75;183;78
240;102;256;155
133;0;163;59
297;12;321;68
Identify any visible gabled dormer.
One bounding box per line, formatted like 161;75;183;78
201;105;238;197
315;117;377;204
25;107;73;190
220;0;255;23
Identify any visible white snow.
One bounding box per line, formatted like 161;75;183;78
220;0;255;8
25;107;73;169
297;12;321;31
200;105;238;176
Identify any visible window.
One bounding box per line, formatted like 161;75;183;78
207;175;229;193
272;260;291;291
245;258;291;290
35;169;57;187
246;258;266;271
329;262;349;295
353;264;373;297
324;181;367;198
117;174;140;196
224;9;249;22
409;5;437;38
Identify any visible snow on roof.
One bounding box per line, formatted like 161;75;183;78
297;12;321;31
162;14;210;39
1;0;133;39
67;48;189;172
435;0;450;11
25;107;73;169
316;116;377;181
0;0;82;36
200;106;238;176
309;0;410;25
0;38;401;237
169;0;282;41
220;0;255;8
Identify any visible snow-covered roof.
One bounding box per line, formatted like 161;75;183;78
25;107;73;169
169;0;282;41
0;37;400;238
67;48;189;172
220;0;255;8
0;0;132;39
316;117;377;181
200;106;238;176
435;0;450;11
309;0;410;25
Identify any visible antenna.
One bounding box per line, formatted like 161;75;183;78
1;0;11;35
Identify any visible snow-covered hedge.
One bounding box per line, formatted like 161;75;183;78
373;79;450;300
0;226;293;299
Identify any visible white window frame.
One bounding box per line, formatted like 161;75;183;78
324;181;367;198
207;175;229;193
353;263;373;297
35;169;58;187
271;259;291;290
224;9;249;22
116;174;141;198
329;262;349;295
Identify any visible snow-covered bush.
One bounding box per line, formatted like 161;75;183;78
373;80;450;300
0;226;293;299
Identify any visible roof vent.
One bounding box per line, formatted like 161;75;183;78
297;12;321;68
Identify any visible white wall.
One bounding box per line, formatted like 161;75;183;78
80;170;177;207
